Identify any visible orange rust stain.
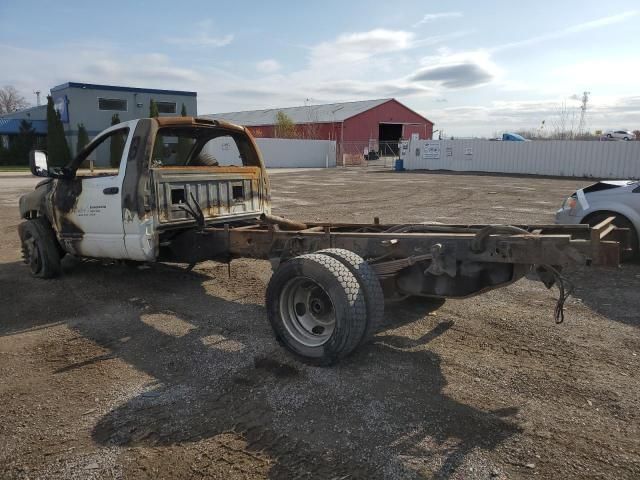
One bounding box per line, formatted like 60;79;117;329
154;116;245;132
154;166;261;176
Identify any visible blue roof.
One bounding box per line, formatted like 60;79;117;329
51;82;197;97
0;118;48;135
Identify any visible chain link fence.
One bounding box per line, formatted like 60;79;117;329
337;141;401;168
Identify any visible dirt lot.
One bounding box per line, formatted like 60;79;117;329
1;168;638;479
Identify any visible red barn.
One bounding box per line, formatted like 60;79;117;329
206;98;433;146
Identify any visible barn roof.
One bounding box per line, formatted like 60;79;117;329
204;98;395;126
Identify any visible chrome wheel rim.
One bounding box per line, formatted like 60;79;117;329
279;276;336;347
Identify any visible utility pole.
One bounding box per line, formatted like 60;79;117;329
577;91;590;135
33;90;41;106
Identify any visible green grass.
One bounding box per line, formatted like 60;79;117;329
0;165;30;172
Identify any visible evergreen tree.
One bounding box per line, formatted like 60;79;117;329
0;143;8;166
46;95;71;167
149;99;159;118
9;120;36;165
176;103;191;162
76;123;89;155
149;99;164;161
109;114;124;168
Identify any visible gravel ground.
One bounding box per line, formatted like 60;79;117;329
0;168;638;479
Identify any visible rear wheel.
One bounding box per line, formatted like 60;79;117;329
316;248;384;342
18;218;62;278
266;253;368;365
586;213;638;261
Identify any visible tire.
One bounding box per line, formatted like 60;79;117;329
18;218;62;278
265;253;368;365
585;213;638;261
624;137;630;141
607;134;613;139
316;248;384;342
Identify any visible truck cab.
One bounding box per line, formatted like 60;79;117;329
19;116;270;273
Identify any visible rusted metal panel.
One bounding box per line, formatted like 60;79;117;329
152;167;263;224
215;221;620;267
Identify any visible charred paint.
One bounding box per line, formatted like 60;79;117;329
53;178;83;214
19;179;53;219
58;216;84;237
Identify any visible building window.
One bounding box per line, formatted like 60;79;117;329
156;101;177;114
98;98;127;111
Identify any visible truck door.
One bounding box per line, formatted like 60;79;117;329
54;123;134;259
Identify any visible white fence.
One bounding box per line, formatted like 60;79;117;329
403;140;640;179
202;137;336;168
257;138;336;168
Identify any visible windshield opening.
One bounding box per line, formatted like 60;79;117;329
151;127;260;168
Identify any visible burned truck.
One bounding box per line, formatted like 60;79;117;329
18;117;628;364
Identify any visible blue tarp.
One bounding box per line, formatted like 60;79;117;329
0;118;47;135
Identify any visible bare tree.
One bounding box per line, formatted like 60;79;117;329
301;106;322;139
0;86;30;114
549;101;579;140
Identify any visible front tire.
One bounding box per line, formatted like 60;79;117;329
266;253;368;365
18;218;62;278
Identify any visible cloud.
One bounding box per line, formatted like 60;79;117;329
410;50;499;89
413;12;462;28
412;63;493;88
224;79;430;106
306;28;473;77
84;53;203;84
0;44;205;103
430;96;640;136
315;80;429;97
256;59;281;73
552;58;640;88
164;19;233;47
491;11;638;51
563;10;639;33
310;29;414;66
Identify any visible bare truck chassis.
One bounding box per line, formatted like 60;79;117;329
177;210;626;363
18;116;628;365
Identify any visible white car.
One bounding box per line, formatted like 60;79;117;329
604;130;636;141
556;180;640;260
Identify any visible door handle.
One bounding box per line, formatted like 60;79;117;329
103;187;119;195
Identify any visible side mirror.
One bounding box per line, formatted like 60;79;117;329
29;150;50;177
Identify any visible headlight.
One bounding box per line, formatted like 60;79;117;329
563;195;577;210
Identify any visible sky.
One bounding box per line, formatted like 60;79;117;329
0;0;639;136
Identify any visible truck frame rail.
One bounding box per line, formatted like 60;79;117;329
170;214;627;304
